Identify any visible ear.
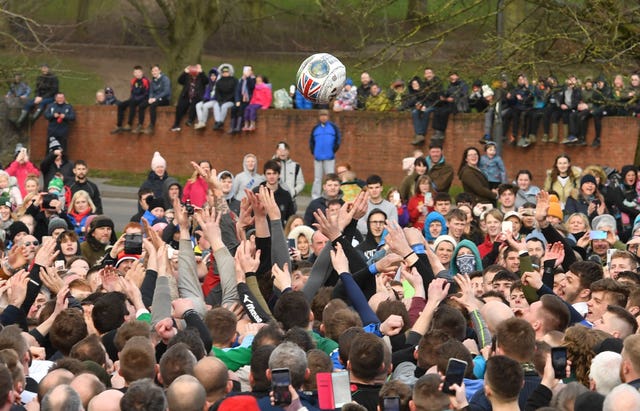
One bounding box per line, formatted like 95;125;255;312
305;368;311;381
613;331;621;339
579;288;591;300
319;323;326;335
589;379;596;391
157;371;164;386
309;310;315;324
484;384;493;398
409;399;417;411
346;360;352;372
413;348;419;361
226;380;233;394
532;320;541;332
266;368;272;382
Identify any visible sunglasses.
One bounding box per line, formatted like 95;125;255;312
23;240;39;247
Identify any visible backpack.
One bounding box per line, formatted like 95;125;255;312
273;88;293;109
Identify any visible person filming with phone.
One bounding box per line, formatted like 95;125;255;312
564;174;607;221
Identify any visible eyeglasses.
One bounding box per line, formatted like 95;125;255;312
23;240;39;247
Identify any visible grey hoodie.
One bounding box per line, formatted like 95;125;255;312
231;154;265;201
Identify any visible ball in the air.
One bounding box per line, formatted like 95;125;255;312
296;53;346;104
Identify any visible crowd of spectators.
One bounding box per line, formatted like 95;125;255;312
1;62;640;411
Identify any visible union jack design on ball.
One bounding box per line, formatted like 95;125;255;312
298;72;322;102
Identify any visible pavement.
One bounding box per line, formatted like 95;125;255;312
93;177;313;230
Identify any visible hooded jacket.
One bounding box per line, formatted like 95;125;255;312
450;239;483;276
231;155;265;202
79;216;116;267
149;73;171;102
162;177;183;210
356;209;387;260
140;170;169;200
423;211;448;242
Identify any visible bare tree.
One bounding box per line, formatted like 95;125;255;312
127;0;229;93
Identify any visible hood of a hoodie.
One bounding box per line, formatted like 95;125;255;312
242;154;259;177
217;170;235;200
218;63;235;77
424;211;448;241
364;208;388;243
425;154;445;169
450;239;483;276
162;177;183;207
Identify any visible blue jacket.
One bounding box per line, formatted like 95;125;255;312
478;154;506;184
309;121;341;161
149;74;171;102
295;89;313;109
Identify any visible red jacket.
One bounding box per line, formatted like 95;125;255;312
182;177;209;208
407;192;433;230
5;161;40;197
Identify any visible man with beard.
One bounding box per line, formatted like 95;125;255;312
80;216;116;267
69;160;103;214
560;261;603;318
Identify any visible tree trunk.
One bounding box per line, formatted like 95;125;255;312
75;0;90;39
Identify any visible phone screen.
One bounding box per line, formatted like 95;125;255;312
442;358;467;394
332;371;351;408
589;230;607;240
383;396;401;411
551;347;567;379
271;368;292;406
287;238;296;249
501;221;513;234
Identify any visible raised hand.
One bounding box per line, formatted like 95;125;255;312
237;197;255;230
258;185;281;221
313;208;341;241
6;269;30;307
329;243;349;274
271;263;292;292
543;242;565;267
535;191;550;226
246;189;266;219
384;220;413;257
521;270;543;290
451;274;480;311
39;266;64;294
234;240;261;281
427;278;450;304
194;204;224;251
34;238;58;267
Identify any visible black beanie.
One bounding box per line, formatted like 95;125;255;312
7;221;29;243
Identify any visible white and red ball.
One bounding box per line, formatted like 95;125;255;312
296;53;346;104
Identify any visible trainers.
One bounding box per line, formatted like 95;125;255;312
110;126;123;134
185;121;193;127
575;138;587;146
121;125;132;132
479;134;491;144
528;134;536;144
194;122;206;130
132;124;143;134
517;137;530;148
412;135;425;145
541;134;549;143
171;127;181;132
213;122;223;130
143;126;154;135
561;135;578;144
591;139;601;148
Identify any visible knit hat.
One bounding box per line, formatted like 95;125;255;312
48;217;68;236
621;165;638;179
434;235;457;250
48;137;62;152
0;194;11;209
7;221;29;243
574;392;604;411
580;174;597;187
208;67;219;77
89;215;114;231
592;214;616;232
547;194;563;221
116;250;140;269
218;396;259;411
150;151;167;170
525;231;547;249
345;78;354;86
145;196;165;211
48;177;64;193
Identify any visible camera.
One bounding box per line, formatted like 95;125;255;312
42;193;57;209
184;199;194;216
124;233;143;255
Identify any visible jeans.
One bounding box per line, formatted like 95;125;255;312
312;159;335;199
139;99;169;126
244;104;262;122
411;106;435;136
196;100;216;124
213;101;234;123
24;97;54;112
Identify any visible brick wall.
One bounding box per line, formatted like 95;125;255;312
30;106;640;189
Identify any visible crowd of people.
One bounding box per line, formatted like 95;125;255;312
1;62;640;411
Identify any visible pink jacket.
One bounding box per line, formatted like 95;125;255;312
182;177;208;208
5;160;40;197
249;83;273;109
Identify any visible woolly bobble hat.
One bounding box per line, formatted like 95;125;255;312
547;194;563;221
434;235;457;250
580;174;597;187
48;177;64;193
151;151;167;170
145;196;165;211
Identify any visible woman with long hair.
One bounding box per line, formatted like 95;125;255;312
457;146;496;204
182;160;211;208
66;190;96;241
543;154;581;208
407;174;435;230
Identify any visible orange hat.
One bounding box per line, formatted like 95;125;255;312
548;194;563;220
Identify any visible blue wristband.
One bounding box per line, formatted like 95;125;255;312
368;264;378;275
412;244;426;254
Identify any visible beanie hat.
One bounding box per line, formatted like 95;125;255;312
574;392;604;411
209;67;219;77
592;214;616;232
145;196;165;211
7;221;29;243
345;78;354;86
434;235;457;250
48;137;62;152
116;250;140;269
0;194;11;209
89;215;114;232
218;396;259;411
151;151;167;170
547;194;563;221
621;165;638;179
48;177;64;193
48;217;68;236
580;174;597;187
525;231;548;249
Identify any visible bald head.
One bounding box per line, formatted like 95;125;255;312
88;390;124;411
193;357;230;402
70;373;105;409
41;384;83;411
166;375;206;411
38;369;75;403
481;301;514;333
